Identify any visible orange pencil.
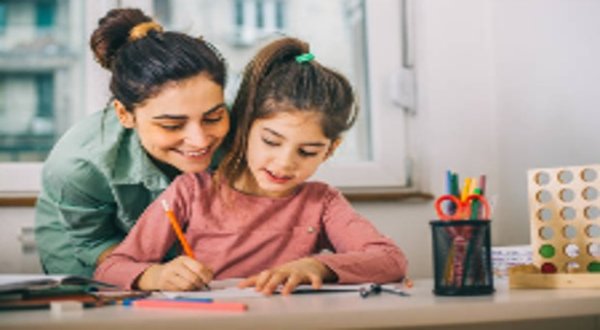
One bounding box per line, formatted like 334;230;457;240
161;199;196;259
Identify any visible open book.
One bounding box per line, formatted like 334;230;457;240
0;274;117;294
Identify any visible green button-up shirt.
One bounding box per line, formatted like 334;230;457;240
35;108;172;277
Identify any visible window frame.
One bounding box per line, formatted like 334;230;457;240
0;0;410;194
312;0;408;189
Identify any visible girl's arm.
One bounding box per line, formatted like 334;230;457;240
93;174;212;290
313;188;408;284
238;256;337;295
239;186;407;295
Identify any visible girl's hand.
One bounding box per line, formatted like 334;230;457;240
135;256;213;291
237;257;337;295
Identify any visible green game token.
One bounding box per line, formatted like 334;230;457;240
539;244;555;258
588;261;600;272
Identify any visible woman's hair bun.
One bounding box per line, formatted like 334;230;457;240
90;8;153;69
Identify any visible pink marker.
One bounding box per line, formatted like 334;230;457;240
132;299;247;312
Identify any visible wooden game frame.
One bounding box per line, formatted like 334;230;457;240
509;164;600;288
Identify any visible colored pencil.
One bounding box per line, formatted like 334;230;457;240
161;199;196;259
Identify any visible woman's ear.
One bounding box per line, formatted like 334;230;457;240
113;100;136;128
324;139;342;160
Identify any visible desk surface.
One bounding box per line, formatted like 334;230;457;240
1;279;599;330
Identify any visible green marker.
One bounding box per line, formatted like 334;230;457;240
470;188;482;220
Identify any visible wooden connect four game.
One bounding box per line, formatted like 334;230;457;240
510;165;600;288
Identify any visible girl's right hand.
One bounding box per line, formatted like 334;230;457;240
135;256;213;291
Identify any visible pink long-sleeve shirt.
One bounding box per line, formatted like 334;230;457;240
94;172;408;289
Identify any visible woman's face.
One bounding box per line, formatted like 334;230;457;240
115;74;229;174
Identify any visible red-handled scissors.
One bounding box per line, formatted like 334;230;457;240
434;194;491;221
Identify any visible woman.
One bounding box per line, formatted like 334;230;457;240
35;8;230;277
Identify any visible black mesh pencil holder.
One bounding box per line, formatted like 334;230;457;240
430;220;494;296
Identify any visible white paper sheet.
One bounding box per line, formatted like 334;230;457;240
159;279;408;300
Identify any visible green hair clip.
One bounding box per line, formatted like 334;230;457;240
295;53;315;63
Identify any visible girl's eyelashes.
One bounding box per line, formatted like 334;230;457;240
262;137;320;157
299;149;318;157
262;137;280;146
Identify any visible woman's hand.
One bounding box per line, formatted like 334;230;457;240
96;244;119;266
237;257;337;295
135;256;213;291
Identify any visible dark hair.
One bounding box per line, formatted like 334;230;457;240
217;37;358;187
90;8;227;111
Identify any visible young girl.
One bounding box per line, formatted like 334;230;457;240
94;37;408;295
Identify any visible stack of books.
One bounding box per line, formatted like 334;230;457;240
0;274;148;310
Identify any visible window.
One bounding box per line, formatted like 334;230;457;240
0;0;85;191
0;0;409;193
230;0;284;46
0;2;7;35
153;0;408;189
35;0;56;32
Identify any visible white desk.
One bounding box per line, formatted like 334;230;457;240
1;279;599;330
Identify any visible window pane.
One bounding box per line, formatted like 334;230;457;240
0;0;83;162
153;0;372;163
0;3;7;33
36;0;56;30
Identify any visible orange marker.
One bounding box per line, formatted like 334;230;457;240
161;199;196;259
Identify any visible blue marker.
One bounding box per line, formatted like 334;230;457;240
173;297;213;303
122;297;213;306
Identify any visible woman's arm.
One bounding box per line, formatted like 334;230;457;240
36;159;123;275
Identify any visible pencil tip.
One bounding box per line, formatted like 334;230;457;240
161;199;169;211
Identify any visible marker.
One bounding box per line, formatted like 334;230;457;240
461;177;472;202
445;170;453;214
450;173;460;214
123;297;213;305
131;299;247;312
172;297;213;303
478;175;487;218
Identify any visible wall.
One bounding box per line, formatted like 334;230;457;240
0;207;43;273
2;0;600;278
492;0;600;245
361;0;600;277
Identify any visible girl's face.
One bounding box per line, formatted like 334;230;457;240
115;74;229;174
241;110;339;198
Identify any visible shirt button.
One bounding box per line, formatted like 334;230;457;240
307;226;315;233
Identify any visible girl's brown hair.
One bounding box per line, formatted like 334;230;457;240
217;37;358;188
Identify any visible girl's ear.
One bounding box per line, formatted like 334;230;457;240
113;100;136;128
324;139;342;160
